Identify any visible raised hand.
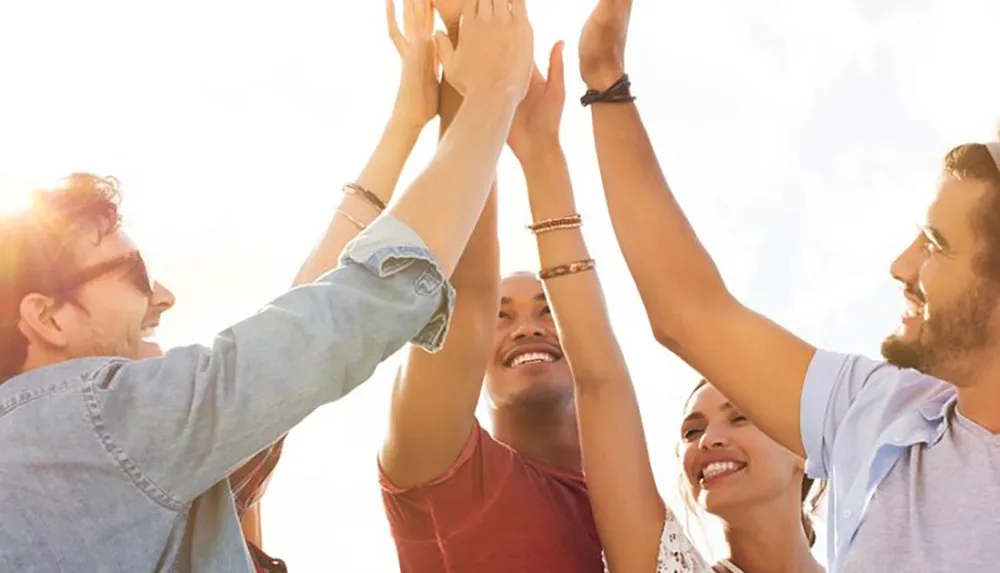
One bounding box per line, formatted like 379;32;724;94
387;0;440;128
579;0;632;90
434;0;534;101
432;0;465;29
508;42;566;159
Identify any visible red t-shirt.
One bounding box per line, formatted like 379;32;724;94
380;420;604;573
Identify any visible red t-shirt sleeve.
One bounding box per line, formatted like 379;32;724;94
379;419;518;546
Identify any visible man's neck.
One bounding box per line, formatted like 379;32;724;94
953;353;1000;433
490;398;581;473
956;382;1000;433
721;494;821;573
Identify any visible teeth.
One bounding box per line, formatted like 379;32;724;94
702;461;743;479
511;352;556;367
141;328;157;339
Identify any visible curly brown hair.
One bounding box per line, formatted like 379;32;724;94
0;173;122;382
943;140;1000;281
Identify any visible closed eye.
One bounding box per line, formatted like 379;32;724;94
681;428;703;441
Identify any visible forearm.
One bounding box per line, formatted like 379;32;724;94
523;146;625;388
106;219;454;502
380;26;501;487
293;116;422;286
388;90;517;278
591;103;730;335
523;146;664;572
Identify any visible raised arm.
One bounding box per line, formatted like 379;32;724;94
379;0;504;489
508;44;663;573
294;0;440;285
579;0;813;455
102;0;534;505
239;0;441;542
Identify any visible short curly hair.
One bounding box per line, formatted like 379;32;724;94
943;139;1000;281
0;173;122;382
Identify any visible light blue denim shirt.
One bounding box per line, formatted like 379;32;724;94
801;350;955;573
0;215;455;572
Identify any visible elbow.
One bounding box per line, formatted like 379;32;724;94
649;288;735;352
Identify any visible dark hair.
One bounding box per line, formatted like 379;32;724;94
943;141;1000;282
682;379;827;547
0;174;122;382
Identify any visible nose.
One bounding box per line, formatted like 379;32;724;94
149;282;176;314
890;236;924;287
699;423;729;450
510;319;546;341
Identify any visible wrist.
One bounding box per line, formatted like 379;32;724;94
530;196;578;223
515;139;564;168
583;66;626;92
462;87;522;115
385;111;426;138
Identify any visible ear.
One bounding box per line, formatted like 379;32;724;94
18;293;71;350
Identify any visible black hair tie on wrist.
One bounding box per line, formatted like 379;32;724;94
581;74;636;107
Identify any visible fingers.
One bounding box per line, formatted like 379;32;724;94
422;0;434;34
403;0;417;37
511;0;526;19
546;41;566;92
491;0;510;21
529;64;544;86
433;31;457;76
386;0;404;52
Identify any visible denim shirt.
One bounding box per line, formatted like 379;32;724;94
0;215;455;572
801;350;955;573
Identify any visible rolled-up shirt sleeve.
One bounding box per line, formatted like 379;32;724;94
87;214;456;509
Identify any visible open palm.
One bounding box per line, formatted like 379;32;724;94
387;0;440;127
508;42;566;158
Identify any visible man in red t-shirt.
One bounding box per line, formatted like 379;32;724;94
377;3;604;572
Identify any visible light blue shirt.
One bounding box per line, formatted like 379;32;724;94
0;215;455;572
801;350;956;572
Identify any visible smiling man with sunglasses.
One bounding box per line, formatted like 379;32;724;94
0;4;537;565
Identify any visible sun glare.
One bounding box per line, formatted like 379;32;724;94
0;177;32;217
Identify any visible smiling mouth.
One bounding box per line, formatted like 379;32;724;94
507;351;558;368
699;461;746;483
141;325;158;341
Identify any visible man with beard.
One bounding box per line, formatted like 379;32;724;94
580;1;1000;570
377;3;603;572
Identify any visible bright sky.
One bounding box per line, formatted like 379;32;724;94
1;0;999;570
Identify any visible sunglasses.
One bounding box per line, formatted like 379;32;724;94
52;251;154;298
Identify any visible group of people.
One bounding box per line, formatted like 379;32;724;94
1;0;999;571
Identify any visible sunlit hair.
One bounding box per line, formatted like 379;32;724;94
943;139;1000;281
0;173;122;382
676;379;827;547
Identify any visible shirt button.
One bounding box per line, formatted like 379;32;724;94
844;509;852;518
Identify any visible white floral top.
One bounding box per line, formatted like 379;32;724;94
603;508;713;573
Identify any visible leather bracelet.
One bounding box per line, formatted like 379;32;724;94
581;74;636;107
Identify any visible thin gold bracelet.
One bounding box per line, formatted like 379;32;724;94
336;209;368;231
538;258;596;280
343;183;387;212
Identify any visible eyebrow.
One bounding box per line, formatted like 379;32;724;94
681;402;734;424
921;225;951;251
499;293;549;306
